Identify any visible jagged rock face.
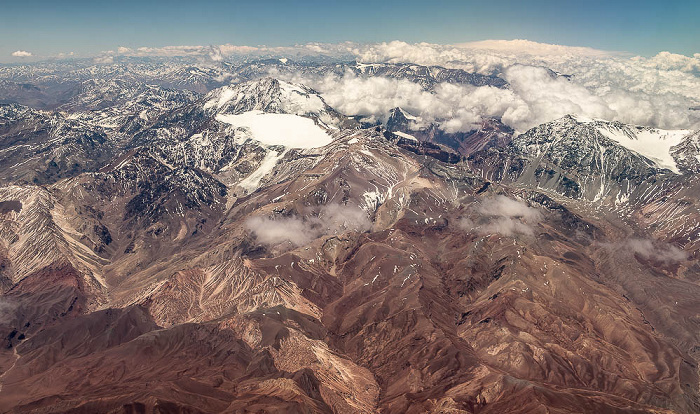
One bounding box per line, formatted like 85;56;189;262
0;104;112;185
468;115;693;203
510;115;661;199
234;60;509;91
0;79;198;185
0;63;699;414
57;79;199;138
386;107;514;156
351;62;509;89
205;77;324;115
672;130;700;173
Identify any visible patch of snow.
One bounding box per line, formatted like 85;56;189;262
571;114;597;123
393;131;417;141
216;111;333;148
398;107;418;120
238;149;286;192
595;124;690;173
204;86;236;110
362;190;385;212
279;58;288;64
347;138;359;144
359;149;375;158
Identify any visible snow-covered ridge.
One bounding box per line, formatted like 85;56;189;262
572;115;691;173
203;78;326;116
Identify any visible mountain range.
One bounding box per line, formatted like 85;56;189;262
0;58;698;414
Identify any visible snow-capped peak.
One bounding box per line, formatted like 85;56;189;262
566;115;691;173
203;77;326;116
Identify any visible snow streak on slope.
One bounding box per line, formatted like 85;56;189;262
238;149;287;192
216;111;333;148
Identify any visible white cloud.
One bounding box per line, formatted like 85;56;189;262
246;204;371;247
351;40;620;75
455;39;617;57
274;71;528;132
483;217;539;237
476;195;543;221
93;55;114;64
625;238;687;263
11;50;32;57
632;51;700;75
135;45;209;56
268;40;698;132
460;195;542;237
246;215;310;246
341;40;700;131
60;39;700;132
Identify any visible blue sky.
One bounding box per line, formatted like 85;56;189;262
1;0;698;62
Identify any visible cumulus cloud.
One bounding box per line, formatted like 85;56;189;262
598;238;688;264
352;40;618;75
134;45;210;57
11;50;32;57
483;217;539;237
352;40;620;75
477;196;543;221
246;215;309;246
93;55;114;64
632;51;700;76
626;238;687;263
339;40;700;131
277;71;528;132
0;297;17;319
268;41;698;132
460;195;542;237
501;63;697;130
246;204;371;247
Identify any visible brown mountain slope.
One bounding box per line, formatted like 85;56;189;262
0;124;698;413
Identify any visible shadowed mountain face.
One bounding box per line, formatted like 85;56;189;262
0;61;699;414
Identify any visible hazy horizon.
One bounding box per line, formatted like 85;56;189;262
2;0;699;63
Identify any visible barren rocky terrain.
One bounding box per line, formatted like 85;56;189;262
0;59;698;413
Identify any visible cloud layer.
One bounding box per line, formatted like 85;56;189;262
285;73;528;132
347;41;700;131
109;42;356;63
272;41;699;132
43;39;700;132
